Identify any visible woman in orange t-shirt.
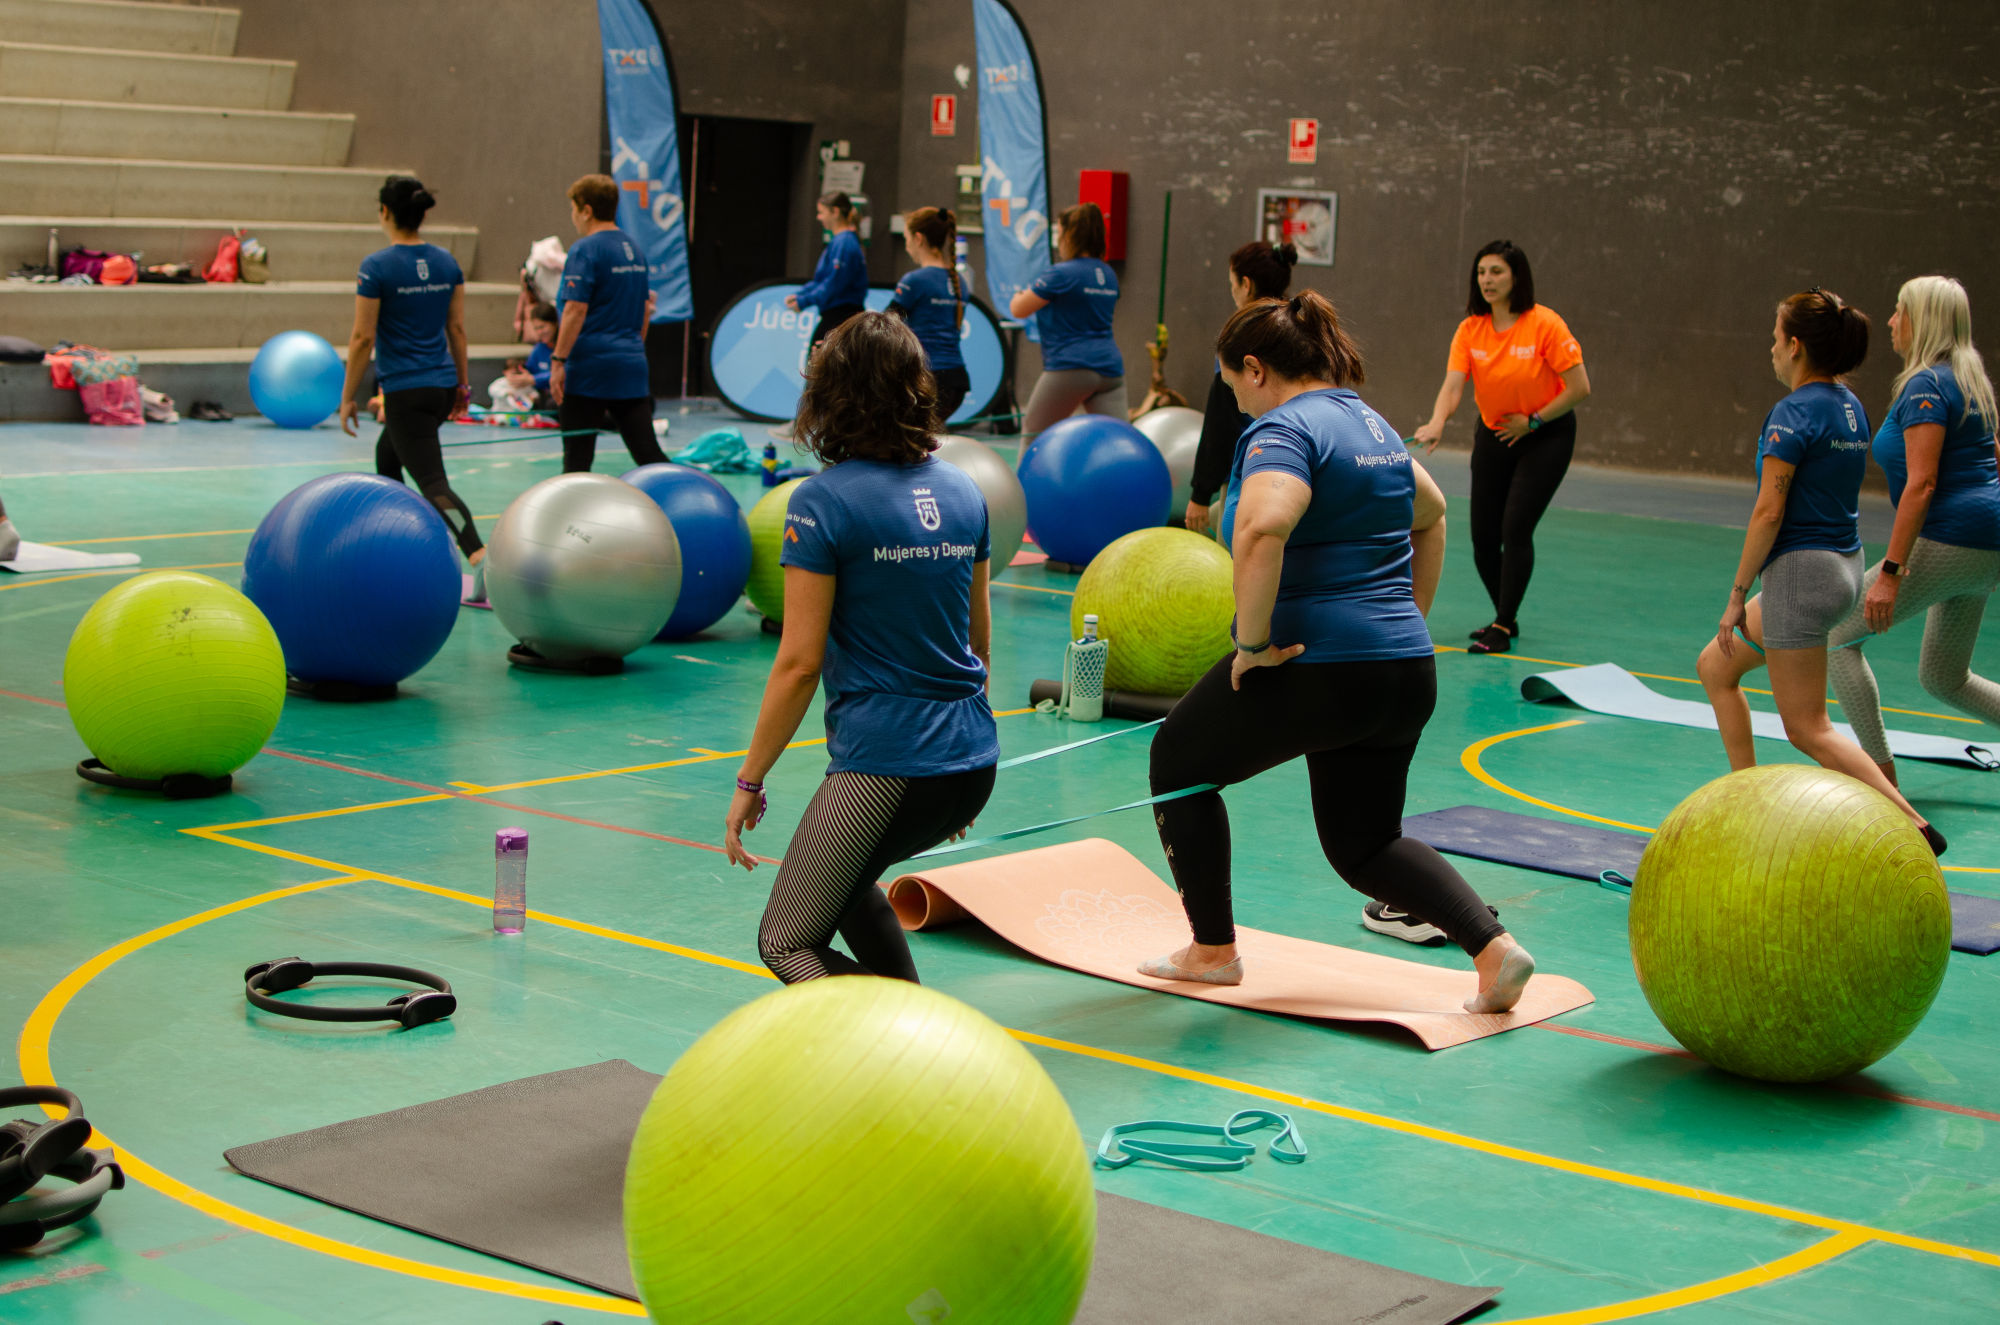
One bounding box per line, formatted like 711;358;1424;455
1414;241;1591;654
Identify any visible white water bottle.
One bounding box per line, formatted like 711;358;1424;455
493;827;527;933
1061;614;1108;723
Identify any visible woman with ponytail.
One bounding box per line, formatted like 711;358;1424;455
1186;239;1297;537
1140;290;1536;1014
888;206;970;420
1009;202;1125;436
1824;275;2000;786
339;175;484;578
1697;289;1944;852
789;191;869;356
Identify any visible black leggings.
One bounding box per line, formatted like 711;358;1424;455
808;303;866;354
758;765;996;983
933;365;971;422
376;386;482;557
558;393;667;473
1149;653;1505;956
1468;412;1575;630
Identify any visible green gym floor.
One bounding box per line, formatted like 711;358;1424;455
3;409;1998;1324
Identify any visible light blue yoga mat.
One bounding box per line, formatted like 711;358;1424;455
1521;663;1998;770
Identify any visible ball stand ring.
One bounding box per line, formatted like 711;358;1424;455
244;957;457;1030
506;643;624;676
75;758;231;800
286;675;400;703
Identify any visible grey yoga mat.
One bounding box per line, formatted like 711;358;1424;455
1406;802;1999;956
226;1061;1498;1322
1521;663;1999;769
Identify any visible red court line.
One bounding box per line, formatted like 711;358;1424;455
1536;1022;2000;1123
0;686;65;710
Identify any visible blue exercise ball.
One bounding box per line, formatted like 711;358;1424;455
241;473;461;687
1017;415;1173;567
622;463;753;639
250;330;345;429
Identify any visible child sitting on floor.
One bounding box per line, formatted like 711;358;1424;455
488;353;539;412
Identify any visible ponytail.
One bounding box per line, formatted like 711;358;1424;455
1216;289;1365;386
1778;288;1869;377
906;205;964;330
819;190;855;222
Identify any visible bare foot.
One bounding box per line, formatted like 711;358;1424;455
1465;933;1534;1014
1138;942;1243;985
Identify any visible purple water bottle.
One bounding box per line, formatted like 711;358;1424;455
493;827;528;933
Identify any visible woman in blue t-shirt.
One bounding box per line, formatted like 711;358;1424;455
788;191;869;356
337;175;482;569
1697;289;1942;851
1827;275;2000;781
723;312;999;984
1009;202;1125;437
1139;291;1535;1014
549;174;668;474
887;206;969;420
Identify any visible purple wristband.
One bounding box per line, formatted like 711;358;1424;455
736;777;764;794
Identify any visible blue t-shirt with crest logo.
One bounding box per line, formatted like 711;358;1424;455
1756;381;1869;565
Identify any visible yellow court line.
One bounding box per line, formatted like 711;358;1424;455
49;515;508;548
1437;642;1982;726
19;861;1998;1321
991;580;1077;597
1460;721;2000;875
0;560;241;593
203;793;455;833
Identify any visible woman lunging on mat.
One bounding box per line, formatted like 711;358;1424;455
1009;203;1125;438
1186;240;1297;538
724;313;999;984
787;191;870;356
1413;240;1591;654
549;174;668;474
1697;289;1944;853
1827;276;2000;783
887;206;970;421
1141;291;1535;1015
339;175;485;585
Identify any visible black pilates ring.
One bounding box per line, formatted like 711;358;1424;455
0;1086;91;1203
243;957;457;1029
0;1145;124;1250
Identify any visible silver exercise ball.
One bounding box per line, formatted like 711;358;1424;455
1132;405;1204;514
934;434;1027;569
485;473;682;661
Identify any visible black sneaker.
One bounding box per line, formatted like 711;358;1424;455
1361;901;1501;946
187;400;234;421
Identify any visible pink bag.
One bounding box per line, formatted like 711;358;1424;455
79;375;145;426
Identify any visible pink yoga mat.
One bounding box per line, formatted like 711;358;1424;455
887;838;1593;1050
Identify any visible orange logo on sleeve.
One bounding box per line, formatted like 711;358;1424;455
1248;445;1264;458
783;526;800;543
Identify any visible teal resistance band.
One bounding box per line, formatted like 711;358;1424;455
1094;1109;1307;1172
1599;870;1635;895
994;718;1162;771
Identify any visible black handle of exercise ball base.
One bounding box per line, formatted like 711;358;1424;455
243;957;457;1029
0;1085;92;1203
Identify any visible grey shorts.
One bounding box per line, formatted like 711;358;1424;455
1759;547;1864;650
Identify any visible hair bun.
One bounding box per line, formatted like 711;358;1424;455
1277;243;1298;267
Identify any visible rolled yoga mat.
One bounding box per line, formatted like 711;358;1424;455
1027;678;1179;721
225;1060;1500;1323
1521;662;1998;769
0;542;140;574
886;837;1593;1049
1406;803;2000;956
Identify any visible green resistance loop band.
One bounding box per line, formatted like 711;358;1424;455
909;782;1216;862
1599;870;1635;895
1095;1109;1307;1172
994;718;1162;771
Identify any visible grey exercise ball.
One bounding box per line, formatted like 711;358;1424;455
1133;405;1204;514
485;473;682;662
934;434;1027;569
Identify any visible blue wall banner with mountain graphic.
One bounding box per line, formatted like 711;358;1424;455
707;282;1006;423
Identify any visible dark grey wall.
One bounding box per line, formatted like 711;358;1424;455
899;2;2000;475
229;0;602;282
661;0;907;284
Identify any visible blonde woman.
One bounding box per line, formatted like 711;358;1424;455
1826;275;2000;787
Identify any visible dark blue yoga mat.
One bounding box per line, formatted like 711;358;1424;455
1404;804;1997;955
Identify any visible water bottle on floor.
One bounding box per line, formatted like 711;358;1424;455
493;827;528;933
761;439;780;487
1061;614;1108;723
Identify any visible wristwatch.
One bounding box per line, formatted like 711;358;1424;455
550;355;567;365
1527;412;1545;431
1881;559;1905;578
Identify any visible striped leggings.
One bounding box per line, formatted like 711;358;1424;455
758;766;996;984
1826;538;2000;764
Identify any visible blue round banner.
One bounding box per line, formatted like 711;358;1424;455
707;281;1005;424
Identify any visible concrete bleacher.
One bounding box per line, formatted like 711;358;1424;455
0;0;520;419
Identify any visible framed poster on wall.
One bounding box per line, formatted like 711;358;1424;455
1257;189;1337;267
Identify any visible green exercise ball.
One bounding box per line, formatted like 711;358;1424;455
1630;764;1951;1083
1071;526;1233;695
64;570;286;780
624;977;1095;1324
744;477;808;624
